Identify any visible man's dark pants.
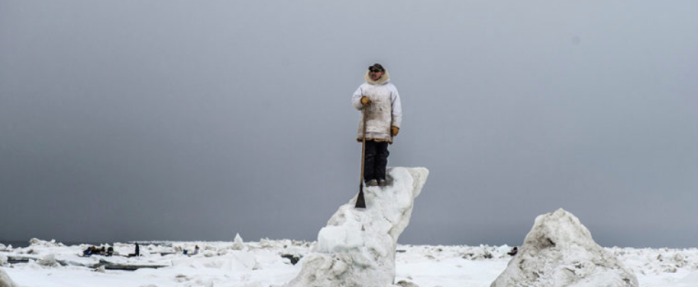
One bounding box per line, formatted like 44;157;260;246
364;140;389;182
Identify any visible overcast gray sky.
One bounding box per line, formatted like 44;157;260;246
1;1;697;248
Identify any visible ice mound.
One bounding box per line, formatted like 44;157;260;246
0;268;16;287
283;167;429;287
491;209;638;287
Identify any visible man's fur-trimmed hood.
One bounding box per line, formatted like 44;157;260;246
364;70;391;85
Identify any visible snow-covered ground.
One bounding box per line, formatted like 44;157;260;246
1;238;698;287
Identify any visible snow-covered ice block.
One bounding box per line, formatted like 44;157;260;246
283;167;428;287
0;268;16;287
490;208;638;287
38;254;59;267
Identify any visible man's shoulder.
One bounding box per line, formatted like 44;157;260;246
384;82;398;92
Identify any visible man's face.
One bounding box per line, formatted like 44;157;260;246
369;68;384;81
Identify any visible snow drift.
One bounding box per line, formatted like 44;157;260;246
490;208;638;287
282;167;428;287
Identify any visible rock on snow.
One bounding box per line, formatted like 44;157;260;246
282;167;428;287
491;208;638;287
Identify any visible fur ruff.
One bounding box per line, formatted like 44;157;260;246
364;70;391;85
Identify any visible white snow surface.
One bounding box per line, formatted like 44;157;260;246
2;238;698;287
283;167;428;287
491;209;637;287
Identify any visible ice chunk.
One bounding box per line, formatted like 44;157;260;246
283;167;428;287
233;233;245;251
490;209;638;287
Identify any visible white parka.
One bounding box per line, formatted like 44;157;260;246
352;70;402;143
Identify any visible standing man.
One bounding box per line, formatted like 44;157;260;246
128;242;140;257
352;63;402;187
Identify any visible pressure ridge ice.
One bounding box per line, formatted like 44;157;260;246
282;167;429;287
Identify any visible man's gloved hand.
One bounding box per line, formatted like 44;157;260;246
361;96;371;106
391;126;399;137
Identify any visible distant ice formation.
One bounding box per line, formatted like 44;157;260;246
491;208;638;287
282;167;428;287
232;233;245;251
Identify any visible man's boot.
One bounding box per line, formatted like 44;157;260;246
366;179;378;187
